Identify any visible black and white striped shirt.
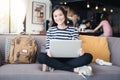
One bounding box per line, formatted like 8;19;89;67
46;26;79;51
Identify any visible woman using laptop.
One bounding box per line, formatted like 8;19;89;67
37;5;93;76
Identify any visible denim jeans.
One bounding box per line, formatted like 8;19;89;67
37;52;93;72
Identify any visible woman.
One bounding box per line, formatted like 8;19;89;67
37;5;93;76
93;12;113;37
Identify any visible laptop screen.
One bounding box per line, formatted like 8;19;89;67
50;40;82;58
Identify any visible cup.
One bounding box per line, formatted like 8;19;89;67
81;28;85;32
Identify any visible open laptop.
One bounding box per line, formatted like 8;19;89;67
50;40;82;58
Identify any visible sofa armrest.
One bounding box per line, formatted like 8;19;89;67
0;52;3;66
107;37;120;66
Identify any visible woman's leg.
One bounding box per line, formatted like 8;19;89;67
65;53;93;68
37;52;73;72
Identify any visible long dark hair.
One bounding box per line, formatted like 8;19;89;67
101;12;110;23
51;5;67;27
101;12;112;26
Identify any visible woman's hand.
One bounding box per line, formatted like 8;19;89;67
47;49;52;57
77;48;85;56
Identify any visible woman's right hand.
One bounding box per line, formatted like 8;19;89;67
77;48;85;56
47;49;52;57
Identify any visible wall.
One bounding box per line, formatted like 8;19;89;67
26;0;52;34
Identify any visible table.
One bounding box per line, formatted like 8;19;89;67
79;30;101;36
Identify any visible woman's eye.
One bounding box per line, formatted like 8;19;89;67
54;15;57;18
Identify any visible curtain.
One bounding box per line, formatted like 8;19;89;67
10;0;29;33
0;0;9;33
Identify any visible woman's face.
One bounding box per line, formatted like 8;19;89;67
53;9;65;26
86;22;90;27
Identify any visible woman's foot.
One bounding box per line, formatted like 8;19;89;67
74;66;93;76
41;64;48;72
41;64;54;72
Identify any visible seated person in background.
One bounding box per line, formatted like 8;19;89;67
78;20;92;32
67;17;73;26
78;24;86;32
91;12;113;37
84;20;92;29
72;14;80;27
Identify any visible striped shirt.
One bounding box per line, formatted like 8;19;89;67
46;26;79;51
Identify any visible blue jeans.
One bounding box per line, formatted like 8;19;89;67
37;52;93;72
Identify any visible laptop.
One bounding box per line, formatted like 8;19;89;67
50;40;82;58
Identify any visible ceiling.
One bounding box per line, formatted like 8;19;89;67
50;0;120;7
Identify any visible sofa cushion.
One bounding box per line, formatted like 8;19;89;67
79;35;110;62
5;37;13;61
0;64;85;80
88;63;120;80
107;37;120;66
0;36;6;61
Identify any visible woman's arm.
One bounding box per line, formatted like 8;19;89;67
93;22;102;32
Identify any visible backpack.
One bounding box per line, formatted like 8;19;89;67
7;34;37;64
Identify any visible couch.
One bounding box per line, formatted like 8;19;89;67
0;34;120;80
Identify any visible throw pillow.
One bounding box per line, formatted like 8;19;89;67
79;35;110;62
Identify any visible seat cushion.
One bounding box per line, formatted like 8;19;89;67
88;63;120;80
0;64;85;80
0;63;120;80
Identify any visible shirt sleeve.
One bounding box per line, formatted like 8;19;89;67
45;28;51;52
72;27;79;40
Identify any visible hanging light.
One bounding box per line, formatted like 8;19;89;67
95;5;99;10
64;2;67;5
103;7;106;11
110;9;113;13
87;2;90;8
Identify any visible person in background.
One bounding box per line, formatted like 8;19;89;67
72;14;80;27
84;20;92;29
67;17;73;26
92;12;113;37
89;14;98;29
37;5;93;76
78;19;91;32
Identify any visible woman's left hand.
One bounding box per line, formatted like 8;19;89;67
77;48;85;56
